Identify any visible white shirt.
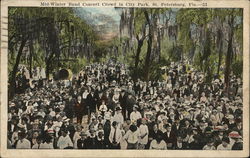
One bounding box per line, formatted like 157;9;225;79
109;127;122;144
16;139;31;149
49;111;56;117
203;145;216;150
150;140;167;150
73;132;81;149
139;124;149;145
124;129;140;144
57;135;73;149
82;92;89;99
39;142;54;149
113;113;124;125
130;111;142;122
217;144;232;150
99;104;108;112
26;105;34;114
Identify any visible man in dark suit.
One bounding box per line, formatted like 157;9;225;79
163;124;176;149
126;93;136;119
119;90;127;119
85;130;97;149
74;96;84;124
77;132;87;149
86;91;97;113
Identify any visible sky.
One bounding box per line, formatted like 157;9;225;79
77;7;121;25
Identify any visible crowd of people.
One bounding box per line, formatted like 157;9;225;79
8;60;243;150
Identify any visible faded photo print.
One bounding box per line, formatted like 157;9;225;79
7;7;243;150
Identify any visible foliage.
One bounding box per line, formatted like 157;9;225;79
8;7;243;92
232;60;243;78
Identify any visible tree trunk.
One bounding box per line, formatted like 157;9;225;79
144;35;153;81
28;39;33;78
157;27;161;62
217;28;223;75
143;10;153;82
224;15;234;91
9;37;28;98
45;20;60;78
135;39;144;68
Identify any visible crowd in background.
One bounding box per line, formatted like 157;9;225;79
8;60;243;150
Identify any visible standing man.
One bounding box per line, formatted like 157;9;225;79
86;90;96;123
119;90;127;119
74;96;84;124
109;121;122;149
126;94;136;119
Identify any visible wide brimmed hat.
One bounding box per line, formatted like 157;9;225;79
229;131;242;139
116;106;122;111
47;129;55;134
133;105;139;109
188;108;195;112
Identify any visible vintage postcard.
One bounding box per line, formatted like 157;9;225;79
0;0;249;157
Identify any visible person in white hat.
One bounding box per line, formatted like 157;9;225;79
112;107;124;127
229;131;243;150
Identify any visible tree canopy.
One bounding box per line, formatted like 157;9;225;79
8;7;243;98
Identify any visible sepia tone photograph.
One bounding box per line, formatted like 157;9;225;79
0;0;249;157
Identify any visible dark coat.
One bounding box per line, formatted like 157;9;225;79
85;136;97;149
77;138;87;149
163;131;177;149
74;100;85;116
232;142;243;150
86;93;97;112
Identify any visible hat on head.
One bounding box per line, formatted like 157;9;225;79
47;129;55;134
108;109;113;113
213;126;225;132
61;128;68;133
133;105;139;109
169;112;175;116
145;111;153;116
192;127;198;131
129;124;137;132
227;115;234;119
188;108;195;112
162;115;168;120
116;106;122;111
10;102;15;107
62;116;70;122
195;104;201;108
168;106;175;111
55;108;60;113
229;131;242;139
